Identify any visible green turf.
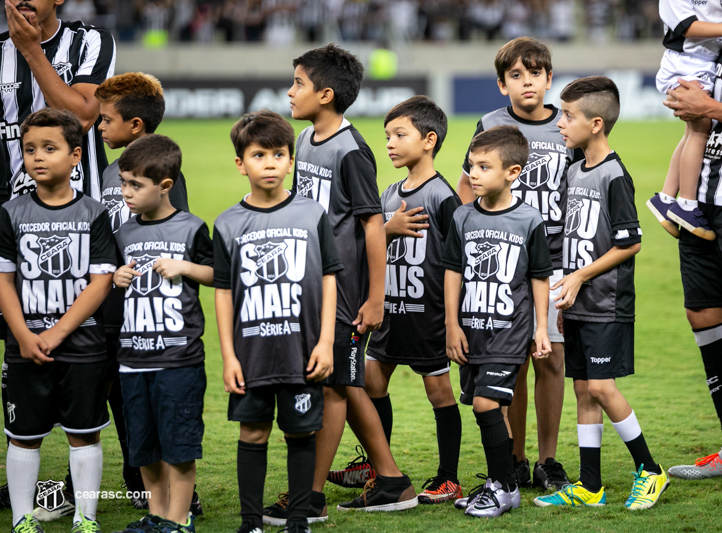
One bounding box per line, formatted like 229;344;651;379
3;117;721;533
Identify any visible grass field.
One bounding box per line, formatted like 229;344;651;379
2;116;722;533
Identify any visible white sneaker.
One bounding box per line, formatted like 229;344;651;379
464;479;512;518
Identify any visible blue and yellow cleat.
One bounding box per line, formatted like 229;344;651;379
625;465;669;510
533;481;607;507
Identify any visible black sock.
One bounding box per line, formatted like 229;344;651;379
624;433;660;474
371;395;393;445
579;447;602;493
475;408;510;488
695;324;722;430
237;440;267;528
434;404;461;482
506;438;517;492
286;434;316;527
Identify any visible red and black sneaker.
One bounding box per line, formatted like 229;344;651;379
418;476;463;504
327;446;376;489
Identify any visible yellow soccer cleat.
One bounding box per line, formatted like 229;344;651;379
534;481;606;507
625;464;670;510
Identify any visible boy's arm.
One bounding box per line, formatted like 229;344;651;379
306;274;336;381
444;269;468;365
684;21;722;39
531;277;551;358
354;213;385;333
216;288;245;395
0;272;51;363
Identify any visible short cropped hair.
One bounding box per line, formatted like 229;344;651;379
230;110;295;159
95;72;165;133
118;134;181;184
495;37;553;83
469;125;529;169
293;44;364;114
20;108;82;151
384;95;448;158
560;76;620;136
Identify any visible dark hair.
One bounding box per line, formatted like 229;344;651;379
95;72;165;133
293;43;364;114
118;134;181;184
469;125;529;169
560;76;620;136
20;108;82;151
230;109;295;159
384;95;448;158
495;37;552;83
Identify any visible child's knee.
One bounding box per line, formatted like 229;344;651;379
424;375;456;408
472;395;500;413
585;380;617;404
240;422;272;444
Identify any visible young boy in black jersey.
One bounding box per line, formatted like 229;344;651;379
0;108;116;533
457;37;575;491
214;110;342;533
263;44;416;521
112;134;213;533
534;76;669;510
359;96;463;504
444;125;553;518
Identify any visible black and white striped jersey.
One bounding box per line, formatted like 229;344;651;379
0;191;116;362
0;20;116;203
214;192;343;388
367;173;461;365
114;210;213;369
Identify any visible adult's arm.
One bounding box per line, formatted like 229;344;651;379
665;79;722;122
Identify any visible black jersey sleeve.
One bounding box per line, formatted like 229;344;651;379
461;119;485;175
436;195;462;240
0;206;15;263
213;224;232;289
191;222;214;267
170;171;190;212
441;218;463;273
608;174;642;247
340;148;381;217
89;211;117;266
318;212;344;275
527;222;554;278
72;27;116;86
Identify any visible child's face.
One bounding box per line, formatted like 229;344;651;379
287;66;324;121
557;100;594;150
119;171;166;215
384;116;431;169
498;58;552;115
99;103;139;149
22;126;81;188
468;148;517;199
236;142;294;193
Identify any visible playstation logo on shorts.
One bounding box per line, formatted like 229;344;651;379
35;480;65;512
294;393;311;414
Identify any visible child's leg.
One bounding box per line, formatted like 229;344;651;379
473;396;510;487
167;460;195;525
285;432;316;529
311;385;347;493
239;422;272;529
532;342;565;462
365;358;395;444
423;372;461;482
678;117;712;205
7;438;42;527
573;379;604;492
507;357;529;462
662;131;686;199
141;461;169;517
67;431;103;523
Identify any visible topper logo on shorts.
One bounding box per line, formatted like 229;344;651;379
590;357;611;364
295;393;311;414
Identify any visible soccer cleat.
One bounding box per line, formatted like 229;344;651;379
417;476;463;504
235;524;262;533
70;512;101;533
122;472;148;511
327;445;376;488
12;514;45;533
151;516;196;533
337;475;418;512
32;488;75;521
454;473;488;510
189;487;203;516
625;465;670;510
0;483;11;509
533;458;571;491
114;514;160;533
646;194;680;238
464;479;512;518
262;492;328;526
513;455;531;488
533;481;606;507
667;203;716;240
669;451;722;479
509;485;521;509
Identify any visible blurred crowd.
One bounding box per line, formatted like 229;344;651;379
34;0;662;45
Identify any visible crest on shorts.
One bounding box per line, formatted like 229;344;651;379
130;254;162;296
5;402;15;423
297;174;314;198
520;153;552;189
252;242;288;283
294;393;312;414
37;236;72;278
53;62;73;85
35;480;65;512
386;237;407;263
565;198;584;236
470;242;501;280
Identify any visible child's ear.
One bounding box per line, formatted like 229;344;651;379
506;164;522;182
159;177;174;195
71;146;82;166
591;117;604;136
545;70;553;90
497;77;509;97
286;155;294;175
130;117;144;135
235;156;247;176
424;131;437;152
318;87;334;106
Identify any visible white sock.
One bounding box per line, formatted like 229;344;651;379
658;192;675;204
69;442;102;523
577;423;604;448
7;443;41;527
678;197;698;212
611;411;642;443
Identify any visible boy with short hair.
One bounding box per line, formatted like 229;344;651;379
457;36;575;491
214;110;342;533
112;134;213;533
361;95;463;504
444;124;553;518
534;76;669;510
0;108;117;533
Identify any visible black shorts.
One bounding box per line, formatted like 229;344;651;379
119;363;206;467
366;354;451;377
324;322;367;388
228;382;324;434
459;363;520;406
3;361;110;440
564;320;634;380
679;203;722;309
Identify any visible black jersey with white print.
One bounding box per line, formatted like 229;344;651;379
214;192;343;388
113;210;212;369
0;191;116;362
0;20;116;202
293;120;381;326
461;105;576;269
562;152;641;323
698;58;722;206
367;173;461;365
443;199;552;365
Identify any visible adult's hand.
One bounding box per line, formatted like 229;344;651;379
665;79;721;122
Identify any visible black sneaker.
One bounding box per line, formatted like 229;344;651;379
337;475;419;512
262;492;328;526
235;524;262;533
122;472;148;510
0;483;11;509
114;514;161;532
190;486;203;516
533;458;570;491
278;525;311;533
513;455;531;488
